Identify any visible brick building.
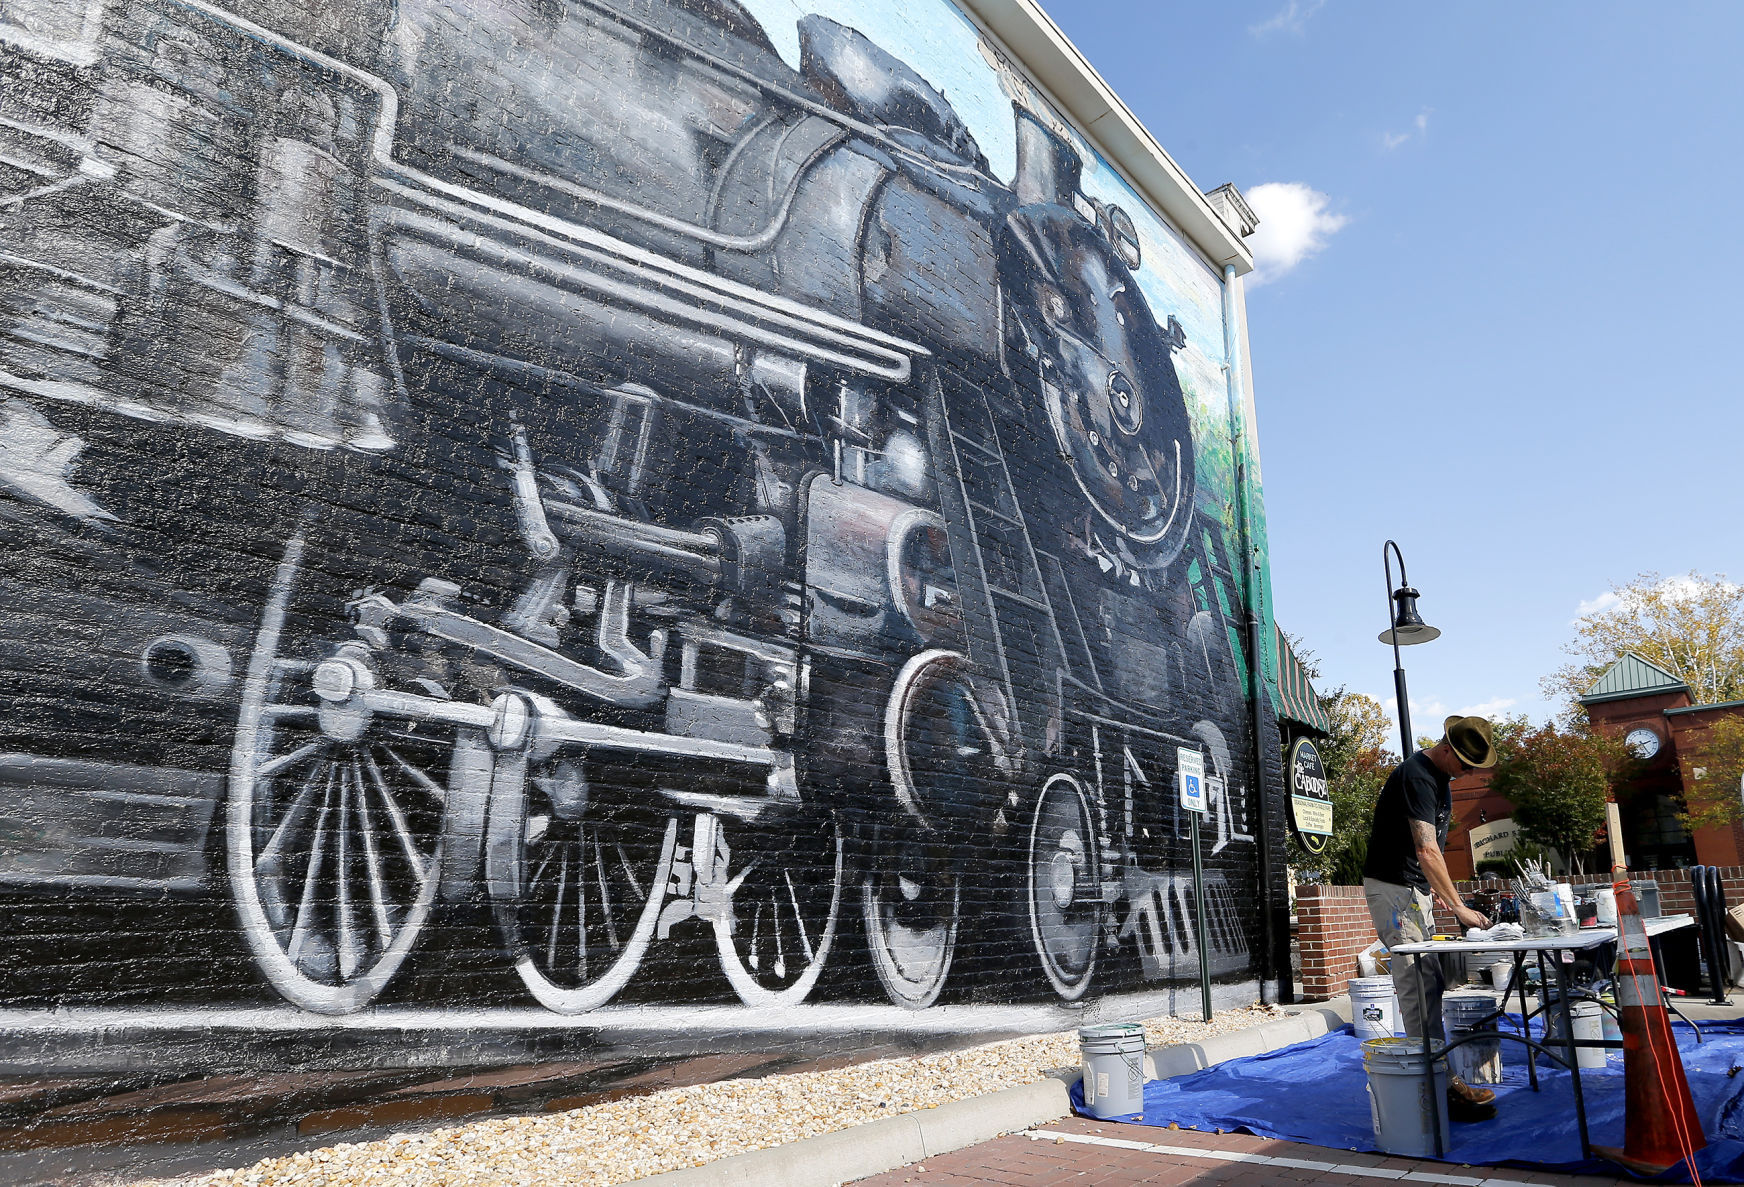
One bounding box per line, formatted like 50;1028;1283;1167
1444;652;1744;879
0;0;1293;1103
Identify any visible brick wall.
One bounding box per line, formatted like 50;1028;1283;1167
1295;867;1744;1001
1295;884;1376;1000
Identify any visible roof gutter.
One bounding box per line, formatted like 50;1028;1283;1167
1666;699;1744;717
954;0;1254;276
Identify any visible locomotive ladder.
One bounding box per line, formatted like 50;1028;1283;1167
923;371;1070;768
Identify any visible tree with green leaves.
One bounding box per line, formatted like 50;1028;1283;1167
1679;715;1744;834
1288;689;1396;885
1545;571;1744;712
1486;721;1629;873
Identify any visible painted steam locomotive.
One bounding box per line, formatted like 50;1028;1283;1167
0;0;1261;1013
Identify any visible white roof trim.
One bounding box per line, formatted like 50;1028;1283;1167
955;0;1254;276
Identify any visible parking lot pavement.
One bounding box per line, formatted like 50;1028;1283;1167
851;1115;1643;1186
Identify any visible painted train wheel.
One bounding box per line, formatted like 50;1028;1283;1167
490;751;679;1014
226;537;447;1014
861;829;961;1009
712;811;844;1007
1026;773;1104;1002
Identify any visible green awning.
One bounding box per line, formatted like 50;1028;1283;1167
1275;624;1330;735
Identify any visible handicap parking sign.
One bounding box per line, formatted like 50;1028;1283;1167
1177;746;1206;813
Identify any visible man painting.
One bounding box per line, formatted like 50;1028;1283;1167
1364;715;1498;1121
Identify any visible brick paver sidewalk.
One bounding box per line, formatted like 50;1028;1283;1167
853;1115;1643;1185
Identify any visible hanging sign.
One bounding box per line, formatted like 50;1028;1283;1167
1178;747;1206;813
1287;738;1332;854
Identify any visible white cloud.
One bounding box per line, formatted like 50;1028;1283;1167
1382;108;1432;151
1572;574;1739;623
1244;182;1349;286
1573;591;1621;621
1383;694;1515;740
1456;697;1517;719
1250;0;1326;37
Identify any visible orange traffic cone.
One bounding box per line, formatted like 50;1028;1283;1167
1593;878;1706;1176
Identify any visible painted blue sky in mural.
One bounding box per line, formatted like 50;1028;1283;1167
1054;0;1744;729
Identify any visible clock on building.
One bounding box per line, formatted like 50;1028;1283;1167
1625;727;1661;760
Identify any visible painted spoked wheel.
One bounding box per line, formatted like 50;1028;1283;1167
227;537;448;1014
490;752;679;1013
712;811;844;1007
861;829;961;1009
1027;773;1104;1002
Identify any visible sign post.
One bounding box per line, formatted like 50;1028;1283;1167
1179;746;1212;1022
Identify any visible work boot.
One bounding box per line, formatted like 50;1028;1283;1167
1447;1075;1497;1122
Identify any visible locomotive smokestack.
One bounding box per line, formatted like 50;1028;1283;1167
1012;105;1082;206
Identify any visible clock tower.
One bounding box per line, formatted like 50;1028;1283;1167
1579;653;1694;869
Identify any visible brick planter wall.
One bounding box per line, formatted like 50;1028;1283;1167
1295;884;1376;1000
1295;866;1744;1001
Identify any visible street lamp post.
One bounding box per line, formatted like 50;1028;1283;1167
1380;541;1440;758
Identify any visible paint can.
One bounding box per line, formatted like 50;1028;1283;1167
1079;1024;1147;1119
1599;993;1624;1043
1362;1037;1450;1157
1442;991;1503;1084
1544;987;1608;1069
1349;975;1401;1042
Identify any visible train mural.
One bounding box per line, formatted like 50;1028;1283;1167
0;0;1279;1019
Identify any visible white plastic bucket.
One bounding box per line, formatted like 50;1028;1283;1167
1545;992;1608;1069
1596;887;1618;925
1350;975;1401;1042
1599;995;1623;1043
1487;957;1515;993
1362;1037;1451;1157
1442;991;1503;1085
1079;1024;1146;1119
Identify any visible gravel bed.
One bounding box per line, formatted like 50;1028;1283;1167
149;1002;1287;1187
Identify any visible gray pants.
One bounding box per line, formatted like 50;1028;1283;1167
1363;877;1444;1042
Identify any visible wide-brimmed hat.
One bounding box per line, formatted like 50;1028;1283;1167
1442;715;1497;769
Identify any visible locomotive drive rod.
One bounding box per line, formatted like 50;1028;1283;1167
351;688;777;767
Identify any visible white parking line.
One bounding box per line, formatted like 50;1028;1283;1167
1024;1129;1534;1187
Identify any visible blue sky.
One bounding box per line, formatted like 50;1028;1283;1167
1050;0;1744;732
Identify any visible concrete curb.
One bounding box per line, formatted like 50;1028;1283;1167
639;1004;1350;1185
637;1077;1073;1186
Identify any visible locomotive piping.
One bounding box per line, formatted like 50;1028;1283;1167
450;133;845;255
166;0;930;381
372;192;921;383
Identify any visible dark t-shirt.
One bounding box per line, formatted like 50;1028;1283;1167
1362;750;1452;892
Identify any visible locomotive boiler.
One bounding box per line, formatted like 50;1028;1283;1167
0;0;1261;1013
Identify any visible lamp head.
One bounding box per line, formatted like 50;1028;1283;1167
1378;585;1440;646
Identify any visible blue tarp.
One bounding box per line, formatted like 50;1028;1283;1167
1072;1017;1744;1182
